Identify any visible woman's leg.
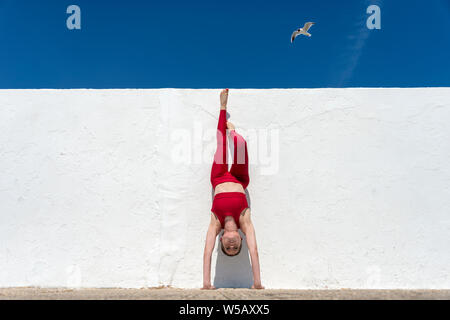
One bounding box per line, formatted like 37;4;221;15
229;130;249;189
210;109;228;186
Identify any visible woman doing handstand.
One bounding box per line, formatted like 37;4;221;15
202;89;264;290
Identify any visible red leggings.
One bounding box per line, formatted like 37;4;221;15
210;109;249;190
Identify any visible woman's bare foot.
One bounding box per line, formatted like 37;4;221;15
220;89;229;110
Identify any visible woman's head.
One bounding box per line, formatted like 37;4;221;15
220;231;242;256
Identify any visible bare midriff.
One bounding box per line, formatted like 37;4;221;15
214;182;245;196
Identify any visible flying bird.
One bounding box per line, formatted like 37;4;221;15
291;22;315;43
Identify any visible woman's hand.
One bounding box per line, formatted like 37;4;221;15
201;283;217;290
220;89;229;109
251;283;265;290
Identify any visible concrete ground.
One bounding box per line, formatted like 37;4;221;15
0;288;449;300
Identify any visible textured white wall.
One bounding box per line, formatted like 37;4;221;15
1;88;449;289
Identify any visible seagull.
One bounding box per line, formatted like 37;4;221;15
291;22;315;43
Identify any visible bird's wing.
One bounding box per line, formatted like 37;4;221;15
291;30;300;43
303;22;315;31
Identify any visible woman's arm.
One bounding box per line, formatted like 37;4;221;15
240;210;264;289
202;213;220;289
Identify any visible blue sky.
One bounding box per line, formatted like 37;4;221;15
0;0;449;88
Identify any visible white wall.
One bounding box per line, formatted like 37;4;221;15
0;88;449;289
